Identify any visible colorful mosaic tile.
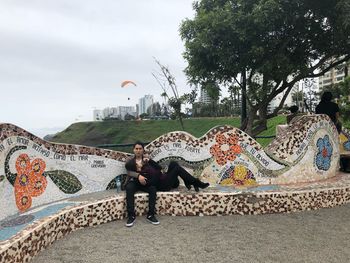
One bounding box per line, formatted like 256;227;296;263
0;115;349;262
0;174;349;263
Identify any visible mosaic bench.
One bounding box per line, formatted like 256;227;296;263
1;114;350;262
339;128;350;172
1;173;350;263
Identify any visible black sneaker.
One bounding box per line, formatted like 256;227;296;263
125;216;136;227
146;215;160;225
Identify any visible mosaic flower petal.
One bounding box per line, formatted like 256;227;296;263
324;138;333;156
30;158;46;175
315;153;324;169
227;133;238;145
322;157;331;171
15;192;32;212
15;154;30;176
210;132;242;166
28;171;48;197
316;138;325;150
215;133;227;144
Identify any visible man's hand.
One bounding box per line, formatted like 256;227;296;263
138;174;147;185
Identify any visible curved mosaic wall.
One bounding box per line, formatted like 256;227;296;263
340;127;350;154
0;124;130;221
146;114;340;186
0;114;341;221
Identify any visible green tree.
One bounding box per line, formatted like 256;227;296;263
330;76;350;122
180;0;350;135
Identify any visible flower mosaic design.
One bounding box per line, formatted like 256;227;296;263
315;135;333;171
344;141;350;151
210;133;242;165
220;165;257;186
14;154;47;211
339;132;350;152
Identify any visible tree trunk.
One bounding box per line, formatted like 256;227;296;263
177;110;184;130
244;107;257;135
252;105;268;136
240;70;247;126
242;104;269;137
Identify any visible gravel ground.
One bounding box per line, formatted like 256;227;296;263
32;204;350;263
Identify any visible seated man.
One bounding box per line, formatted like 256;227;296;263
124;141;209;227
124;142;159;227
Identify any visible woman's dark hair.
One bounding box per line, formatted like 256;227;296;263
289;105;299;113
321;91;333;102
133;141;144;149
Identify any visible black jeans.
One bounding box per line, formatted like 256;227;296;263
158;161;197;191
125;179;157;217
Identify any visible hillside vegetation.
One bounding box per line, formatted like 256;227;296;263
50;116;286;152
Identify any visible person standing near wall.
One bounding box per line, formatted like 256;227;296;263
315;91;342;132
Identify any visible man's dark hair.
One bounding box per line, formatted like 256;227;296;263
321;91;333;102
133;141;144;149
289;105;299;113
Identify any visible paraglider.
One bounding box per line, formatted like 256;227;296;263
121;80;137;87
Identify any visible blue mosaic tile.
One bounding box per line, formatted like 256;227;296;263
0;202;75;241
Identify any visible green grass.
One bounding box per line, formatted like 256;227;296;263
51;116;285;152
342;120;350;129
256;115;287;147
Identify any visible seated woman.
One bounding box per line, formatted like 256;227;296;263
286;105;299;124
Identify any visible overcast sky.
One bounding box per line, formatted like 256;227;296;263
0;0;195;137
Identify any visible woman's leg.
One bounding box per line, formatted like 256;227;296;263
166;161;209;191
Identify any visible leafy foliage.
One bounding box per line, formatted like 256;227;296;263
180;0;350;135
332;76;350;122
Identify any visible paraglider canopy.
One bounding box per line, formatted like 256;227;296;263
121;80;137;87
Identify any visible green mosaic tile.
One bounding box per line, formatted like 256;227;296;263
44;170;82;194
5;146;27;186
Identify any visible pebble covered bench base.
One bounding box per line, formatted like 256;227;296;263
1;172;350;263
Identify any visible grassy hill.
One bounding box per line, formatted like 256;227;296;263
50;116;287;152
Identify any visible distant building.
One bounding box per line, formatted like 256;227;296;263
269;81;300;112
136;104;139;117
117;106;136;120
199;88;217;104
93;110;103;121
138;95;154;115
318;59;350;90
94;106;136;121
